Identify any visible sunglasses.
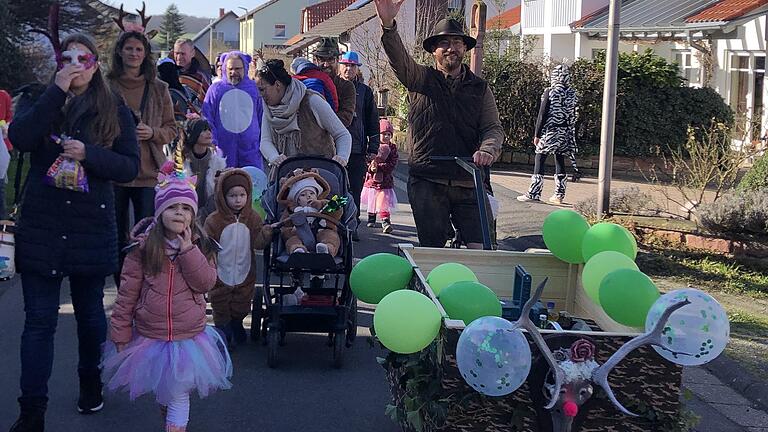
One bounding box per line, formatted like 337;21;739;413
57;49;97;71
259;65;279;83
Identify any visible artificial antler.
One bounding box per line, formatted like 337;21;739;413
591;299;691;416
511;278;565;410
31;3;61;56
112;4;128;32
136;2;152;29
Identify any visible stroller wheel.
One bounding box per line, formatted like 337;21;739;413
346;296;358;348
250;286;264;342
332;330;345;369
267;327;279;368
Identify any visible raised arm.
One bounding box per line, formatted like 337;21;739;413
376;0;428;92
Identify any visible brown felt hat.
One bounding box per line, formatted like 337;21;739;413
422;18;476;53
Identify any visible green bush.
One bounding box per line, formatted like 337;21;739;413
484;58;547;151
738;152;768;192
570;50;734;157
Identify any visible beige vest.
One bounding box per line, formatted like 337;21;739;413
281;94;335;158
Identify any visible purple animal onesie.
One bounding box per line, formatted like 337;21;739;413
202;51;264;168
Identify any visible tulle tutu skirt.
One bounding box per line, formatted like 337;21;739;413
360;187;398;215
101;326;233;405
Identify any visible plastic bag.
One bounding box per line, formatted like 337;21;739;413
45;135;89;193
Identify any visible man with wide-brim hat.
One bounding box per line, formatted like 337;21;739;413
312;37;357;129
374;0;503;249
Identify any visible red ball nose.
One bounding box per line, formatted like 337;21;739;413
563;401;579;417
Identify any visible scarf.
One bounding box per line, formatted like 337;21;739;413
264;78;306;155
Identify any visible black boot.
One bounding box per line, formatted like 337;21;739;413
231;319;247;345
366;213;376;227
10;397;46;432
77;369;103;415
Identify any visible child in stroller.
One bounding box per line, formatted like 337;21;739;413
256;156;358;368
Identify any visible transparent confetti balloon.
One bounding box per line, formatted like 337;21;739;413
645;288;730;366
456;316;531;396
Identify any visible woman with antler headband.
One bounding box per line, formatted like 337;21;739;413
107;4;177;287
7;17;140;430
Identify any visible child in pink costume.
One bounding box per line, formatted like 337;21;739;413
101;159;232;432
361;118;399;233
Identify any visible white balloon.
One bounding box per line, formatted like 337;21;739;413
456;316;531;396
645;288;729;366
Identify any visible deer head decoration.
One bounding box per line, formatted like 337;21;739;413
512;278;691;432
112;2;158;39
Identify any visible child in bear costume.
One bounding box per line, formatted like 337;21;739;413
277;168;342;256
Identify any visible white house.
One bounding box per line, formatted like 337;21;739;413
193;9;240;58
571;0;768;146
240;0;327;54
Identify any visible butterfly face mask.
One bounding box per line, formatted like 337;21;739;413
57;49;97;71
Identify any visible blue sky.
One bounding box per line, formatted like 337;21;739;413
109;0;268;18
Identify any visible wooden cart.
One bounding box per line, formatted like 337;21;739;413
381;244;691;432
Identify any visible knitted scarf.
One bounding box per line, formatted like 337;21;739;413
264;78;306;155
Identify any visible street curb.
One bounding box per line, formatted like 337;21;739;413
703;355;768;412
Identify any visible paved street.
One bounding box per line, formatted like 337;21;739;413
1;166;767;431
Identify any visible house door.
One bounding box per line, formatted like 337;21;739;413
728;53;766;149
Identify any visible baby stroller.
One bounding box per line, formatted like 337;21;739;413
254;156;358;368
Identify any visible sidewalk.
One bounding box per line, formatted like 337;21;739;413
393;160;768;431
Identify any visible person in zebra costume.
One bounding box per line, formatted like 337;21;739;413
518;64;577;204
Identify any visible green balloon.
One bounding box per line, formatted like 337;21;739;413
582;223;638;261
438;281;502;325
374;290;442;354
426;263;478;296
599;269;660;327
542;209;591;264
582;251;639;305
350;253;413;304
252;197;266;219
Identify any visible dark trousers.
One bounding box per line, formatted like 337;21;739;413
346;153;368;224
19;272;107;402
533;153;566;175
114;185;155;283
408;176;491;248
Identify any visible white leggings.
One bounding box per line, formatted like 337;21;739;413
166;392;190;428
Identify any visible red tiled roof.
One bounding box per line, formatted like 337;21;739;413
570;5;610;29
487;6;521;30
686;0;768;23
304;0;357;31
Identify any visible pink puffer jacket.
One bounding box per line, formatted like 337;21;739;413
109;220;217;344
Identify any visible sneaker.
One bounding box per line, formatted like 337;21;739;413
548;195;564;205
382;218;393;234
316;243;330;254
571;171;583;182
77;371;104;415
231;319;247;345
366;213;376;227
516;195;540;202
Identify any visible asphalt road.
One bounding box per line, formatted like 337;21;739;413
0;189;415;431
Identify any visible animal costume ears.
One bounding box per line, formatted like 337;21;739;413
31;3;62;60
113;2;158;40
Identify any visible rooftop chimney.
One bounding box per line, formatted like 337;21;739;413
219;8;225;18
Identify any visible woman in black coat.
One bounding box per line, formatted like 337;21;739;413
7;33;139;431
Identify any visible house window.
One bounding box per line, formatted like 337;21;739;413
728;53;766;142
212;31;224;42
674;51;701;85
274;24;286;39
447;0;464;12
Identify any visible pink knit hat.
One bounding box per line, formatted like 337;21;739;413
154;156;198;218
380;118;394;134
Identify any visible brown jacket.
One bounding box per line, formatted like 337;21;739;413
204;169;272;289
111;75;178;187
381;22;503;182
331;74;356;128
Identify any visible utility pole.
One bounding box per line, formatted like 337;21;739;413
470;0;487;77
596;0;622;218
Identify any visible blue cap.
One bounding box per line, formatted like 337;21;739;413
339;51;362;66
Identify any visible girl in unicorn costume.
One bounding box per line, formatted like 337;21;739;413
202;50;264;168
102;150;232;432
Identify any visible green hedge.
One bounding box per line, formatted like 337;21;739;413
485;50;734;157
738;152;768;192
